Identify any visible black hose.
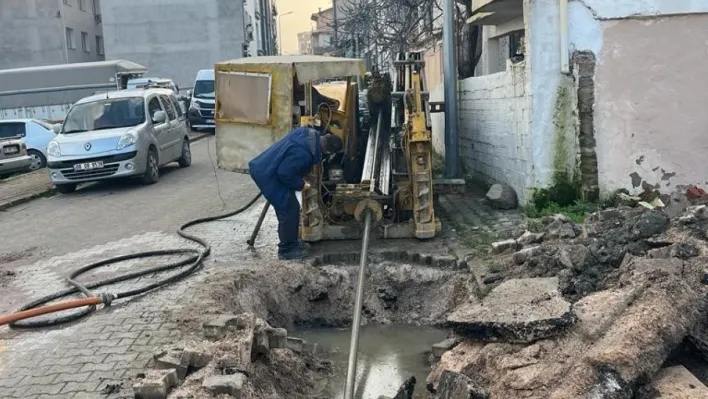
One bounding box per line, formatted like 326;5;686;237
9;193;263;329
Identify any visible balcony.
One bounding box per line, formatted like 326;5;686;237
467;0;523;26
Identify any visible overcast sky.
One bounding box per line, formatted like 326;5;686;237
273;0;332;54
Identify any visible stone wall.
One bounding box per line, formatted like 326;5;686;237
458;62;532;203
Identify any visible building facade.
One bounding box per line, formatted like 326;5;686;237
297;32;313;55
244;0;277;56
0;0;105;70
458;0;708;203
101;0;247;90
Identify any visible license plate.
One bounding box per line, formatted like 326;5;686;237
73;161;104;171
3;146;18;154
206;119;215;124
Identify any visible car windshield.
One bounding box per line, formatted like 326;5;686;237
193;80;215;99
62;97;145;134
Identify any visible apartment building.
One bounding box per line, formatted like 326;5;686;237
0;0;105;70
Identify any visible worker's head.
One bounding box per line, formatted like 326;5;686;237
320;134;343;155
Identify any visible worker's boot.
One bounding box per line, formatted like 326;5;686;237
278;245;309;260
297;240;311;251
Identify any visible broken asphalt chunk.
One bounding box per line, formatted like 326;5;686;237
446;278;575;343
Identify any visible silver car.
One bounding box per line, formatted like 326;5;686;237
0;136;31;177
47;88;192;193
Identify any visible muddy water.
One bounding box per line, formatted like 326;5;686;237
297;324;447;399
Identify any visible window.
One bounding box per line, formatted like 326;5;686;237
66;27;75;50
62;98;145;133
159;96;177;121
0;122;27;139
63;0;71;6
170;96;184;118
78;0;85;11
95;35;104;55
148;97;164;122
81;32;90;52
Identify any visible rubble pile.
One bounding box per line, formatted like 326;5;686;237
429;204;708;398
133;313;330;399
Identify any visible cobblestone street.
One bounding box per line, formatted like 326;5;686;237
0;136;523;398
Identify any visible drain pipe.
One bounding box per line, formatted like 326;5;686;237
559;0;570;74
343;210;373;399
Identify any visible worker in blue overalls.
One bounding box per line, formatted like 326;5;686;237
249;127;343;260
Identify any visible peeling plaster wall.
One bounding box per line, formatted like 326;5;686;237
594;14;708;196
567;0;708;197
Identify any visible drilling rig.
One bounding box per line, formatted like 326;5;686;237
300;52;440;242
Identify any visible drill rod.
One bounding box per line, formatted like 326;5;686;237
246;201;271;247
344;210;373;399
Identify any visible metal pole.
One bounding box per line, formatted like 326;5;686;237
343;211;373;399
247;202;271;247
278;16;283;55
442;0;460;178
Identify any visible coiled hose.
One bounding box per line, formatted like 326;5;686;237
0;193;263;329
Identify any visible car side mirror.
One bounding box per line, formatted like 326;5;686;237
153;111;167;123
52;124;62;134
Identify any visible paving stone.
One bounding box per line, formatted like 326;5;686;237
447;278;575;343
181;347;213;369
133;369;179;399
153;350;188;380
202;373;246;398
286;337;304;353
432;338;461;358
490;239;519;254
59;380;101;394
267;328;287;349
512;246;542;265
650;365;708;398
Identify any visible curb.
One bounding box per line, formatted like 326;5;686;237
0;133;214;211
0;187;56;212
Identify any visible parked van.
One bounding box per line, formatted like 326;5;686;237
187;69;215;131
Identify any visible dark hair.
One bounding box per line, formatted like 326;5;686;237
322;134;343;154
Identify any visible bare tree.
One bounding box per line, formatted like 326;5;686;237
320;0;480;77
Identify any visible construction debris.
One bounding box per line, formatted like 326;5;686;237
429;200;708;398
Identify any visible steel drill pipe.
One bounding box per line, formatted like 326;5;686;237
343;210;373;399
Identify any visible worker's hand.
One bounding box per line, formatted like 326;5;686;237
303;182;311;192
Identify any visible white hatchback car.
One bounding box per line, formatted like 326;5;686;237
47;88;192;193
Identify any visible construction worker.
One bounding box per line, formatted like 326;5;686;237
248;126;343;260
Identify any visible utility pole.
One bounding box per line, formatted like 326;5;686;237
332;0;338;47
442;0;460;178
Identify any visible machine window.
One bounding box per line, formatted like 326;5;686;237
216;71;271;124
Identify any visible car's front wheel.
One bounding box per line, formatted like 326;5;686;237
55;183;77;194
27;150;47;171
141;148;160;185
178;138;191;167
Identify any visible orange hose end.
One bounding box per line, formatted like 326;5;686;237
0;296;102;327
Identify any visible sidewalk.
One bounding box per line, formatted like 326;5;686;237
0;132;212;211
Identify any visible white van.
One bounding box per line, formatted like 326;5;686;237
187;69;215;131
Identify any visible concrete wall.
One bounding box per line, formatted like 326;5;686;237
0;0;63;69
62;0;105;64
101;0;246;89
567;0;708;198
458;62;532;203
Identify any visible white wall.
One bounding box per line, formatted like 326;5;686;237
458;61;532;202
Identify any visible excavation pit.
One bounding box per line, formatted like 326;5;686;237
175;253;469;398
